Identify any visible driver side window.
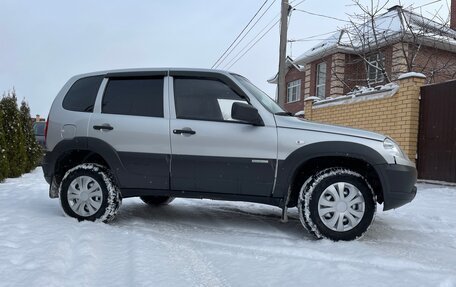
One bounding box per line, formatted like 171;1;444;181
173;77;249;122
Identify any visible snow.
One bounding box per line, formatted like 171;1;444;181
398;72;426;80
312;83;399;109
304;96;322;101
1;168;456;287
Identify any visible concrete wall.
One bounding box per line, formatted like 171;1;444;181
304;75;425;161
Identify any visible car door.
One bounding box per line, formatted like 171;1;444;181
88;72;171;190
169;72;277;196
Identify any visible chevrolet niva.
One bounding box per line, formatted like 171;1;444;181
42;69;416;241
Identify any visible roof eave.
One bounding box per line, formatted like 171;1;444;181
294;45;356;66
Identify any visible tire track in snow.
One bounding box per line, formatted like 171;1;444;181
115;217;230;287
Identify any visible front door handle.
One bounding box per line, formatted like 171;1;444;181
93;124;114;131
173;128;196;135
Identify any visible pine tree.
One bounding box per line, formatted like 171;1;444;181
0;106;9;181
20;100;43;172
0;90;27;177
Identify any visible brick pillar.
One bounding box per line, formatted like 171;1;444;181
303;64;311;98
304;98;314;120
396;73;426;161
451;0;456;30
391;43;409;81
330;53;345;96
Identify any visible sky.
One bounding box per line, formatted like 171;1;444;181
0;0;450;117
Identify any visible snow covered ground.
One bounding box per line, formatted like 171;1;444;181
0;168;455;287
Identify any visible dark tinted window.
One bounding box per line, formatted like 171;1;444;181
174;78;247;121
33;122;45;136
62;76;103;112
102;78;164;117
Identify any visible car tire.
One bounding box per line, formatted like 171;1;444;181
59;163;122;223
140;196;175;206
298;167;376;241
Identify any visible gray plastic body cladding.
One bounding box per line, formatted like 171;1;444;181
87;138;171;189
121;188;283;206
274;141;388;198
42;137;88;183
171;155;275;195
43;137;170;190
375;163;417;210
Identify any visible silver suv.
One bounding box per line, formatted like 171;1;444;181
42;68;417;241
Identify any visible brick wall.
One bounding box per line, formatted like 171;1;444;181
413;45;456;83
304;75;425;161
283;66;306;114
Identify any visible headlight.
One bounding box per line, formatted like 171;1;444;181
383;138;406;159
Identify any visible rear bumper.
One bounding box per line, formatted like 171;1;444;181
375;163;417;211
42;152;53;184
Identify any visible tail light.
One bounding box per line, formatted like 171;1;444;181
44;117;49;145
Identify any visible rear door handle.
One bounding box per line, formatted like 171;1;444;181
93;124;114;131
173;128;196;135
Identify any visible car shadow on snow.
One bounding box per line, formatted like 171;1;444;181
111;199;313;241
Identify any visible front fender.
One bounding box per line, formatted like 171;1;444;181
274;141;388;199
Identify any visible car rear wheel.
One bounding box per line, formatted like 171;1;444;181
59;163;122;223
140;196;175;206
298;167;376;241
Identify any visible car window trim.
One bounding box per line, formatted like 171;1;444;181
101;76;166;118
172;75;264;124
62;75;105;113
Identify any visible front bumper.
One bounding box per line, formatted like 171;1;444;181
375;163;417;211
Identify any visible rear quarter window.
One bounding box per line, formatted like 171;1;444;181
62;76;104;112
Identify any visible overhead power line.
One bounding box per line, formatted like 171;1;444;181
217;0;307;70
222;14;280;69
211;0;272;69
292;8;351;23
226;19;280;70
289;29;341;41
213;0;278;69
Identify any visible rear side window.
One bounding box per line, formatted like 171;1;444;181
62;76;103;112
102;78;164;117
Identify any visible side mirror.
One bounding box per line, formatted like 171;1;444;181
231;102;264;126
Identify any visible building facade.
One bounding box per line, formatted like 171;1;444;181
270;5;456;114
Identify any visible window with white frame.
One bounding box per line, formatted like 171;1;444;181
367;53;385;85
316;62;326;98
287;79;301;103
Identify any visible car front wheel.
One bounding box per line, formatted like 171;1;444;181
298;167;376;241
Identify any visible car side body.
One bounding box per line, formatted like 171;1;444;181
42;68;417;240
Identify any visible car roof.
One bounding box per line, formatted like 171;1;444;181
72;68;233;79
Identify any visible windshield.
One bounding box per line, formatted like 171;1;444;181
233;75;285;114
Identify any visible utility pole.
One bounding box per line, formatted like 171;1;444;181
277;0;289;108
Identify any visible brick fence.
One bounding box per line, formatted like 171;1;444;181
304;74;426;161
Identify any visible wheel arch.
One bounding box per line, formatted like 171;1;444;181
276;141;387;207
46;137;125;187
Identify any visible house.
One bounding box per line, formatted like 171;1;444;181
31;114;45;123
270;4;456;114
